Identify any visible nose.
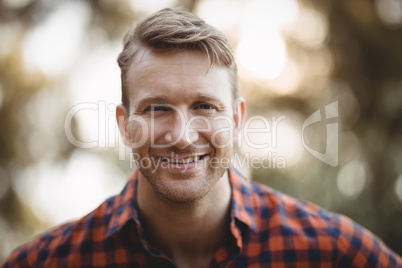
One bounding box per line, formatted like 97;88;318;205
165;112;199;149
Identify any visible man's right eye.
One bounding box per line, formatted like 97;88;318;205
145;105;169;112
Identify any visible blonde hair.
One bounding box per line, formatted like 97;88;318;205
117;8;239;108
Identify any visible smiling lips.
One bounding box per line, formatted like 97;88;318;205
159;154;209;164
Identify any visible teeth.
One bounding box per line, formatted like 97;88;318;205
160;156;201;164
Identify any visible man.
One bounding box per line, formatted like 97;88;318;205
3;8;402;268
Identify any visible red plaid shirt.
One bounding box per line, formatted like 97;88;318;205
3;168;402;267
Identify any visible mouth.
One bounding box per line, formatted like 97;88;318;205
158;154;209;164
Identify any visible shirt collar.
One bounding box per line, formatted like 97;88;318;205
105;171;139;238
106;167;258;238
228;167;258;233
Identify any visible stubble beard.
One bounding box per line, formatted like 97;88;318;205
138;161;225;204
136;150;232;204
134;142;233;204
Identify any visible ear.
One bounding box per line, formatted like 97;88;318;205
233;97;246;144
116;104;132;147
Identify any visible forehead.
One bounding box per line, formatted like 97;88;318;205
127;48;223;84
125;49;232;107
131;48;210;73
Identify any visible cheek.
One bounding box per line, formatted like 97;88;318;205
129;118;171;147
208;119;235;148
126;119;151;148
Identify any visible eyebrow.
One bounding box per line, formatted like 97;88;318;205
130;95;169;114
135;95;169;105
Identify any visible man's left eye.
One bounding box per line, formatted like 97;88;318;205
197;104;214;110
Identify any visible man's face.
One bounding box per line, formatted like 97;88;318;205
117;49;243;203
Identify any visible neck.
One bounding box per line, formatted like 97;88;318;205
136;171;232;264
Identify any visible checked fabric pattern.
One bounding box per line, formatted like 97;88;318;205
3;168;402;267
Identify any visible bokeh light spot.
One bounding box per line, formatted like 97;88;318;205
376;0;402;27
241;113;304;167
22;2;90;76
337;160;368;199
128;0;177;14
196;0;241;31
395;174;402;202
240;0;299;33
13;151;126;225
291;7;328;48
237;33;287;80
267;59;301;95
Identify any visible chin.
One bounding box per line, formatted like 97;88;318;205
139;166;224;204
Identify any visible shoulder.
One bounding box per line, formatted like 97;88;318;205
245;178;402;267
2;195;117;268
